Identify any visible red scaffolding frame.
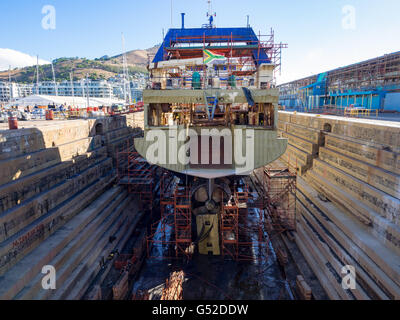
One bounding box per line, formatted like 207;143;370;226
147;169;175;240
146;181;193;260
174;185;192;258
117;140;157;214
220;182;269;262
220;199;239;260
160;170;175;223
263;159;297;233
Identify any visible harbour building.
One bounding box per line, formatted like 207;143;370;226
278;51;400;112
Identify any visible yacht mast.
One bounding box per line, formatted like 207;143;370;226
51;61;58;96
36;55;39;94
70;71;75;105
8;65;12;103
86;73;90;109
121;33;131;104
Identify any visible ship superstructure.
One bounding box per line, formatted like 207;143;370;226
135;16;287;179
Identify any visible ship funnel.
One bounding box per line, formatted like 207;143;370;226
181;13;185;29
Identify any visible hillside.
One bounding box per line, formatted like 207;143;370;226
0;46;159;83
109;45;159;66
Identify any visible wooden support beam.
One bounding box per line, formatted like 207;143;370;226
296;275;312;300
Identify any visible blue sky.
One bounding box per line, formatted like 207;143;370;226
1;0;400;83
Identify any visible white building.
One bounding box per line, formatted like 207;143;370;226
36;81;57;95
1;78;143;104
109;76;145;102
0;82;33;103
56;79;114;98
0;82;16;102
19;84;33;97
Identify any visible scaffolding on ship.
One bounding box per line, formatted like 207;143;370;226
146;181;193;260
219;181;269;262
117;140;156;214
117;146;297;264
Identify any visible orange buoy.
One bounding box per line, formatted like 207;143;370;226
45;110;54;120
8;116;18;130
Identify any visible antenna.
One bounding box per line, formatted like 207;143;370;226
207;0;212;17
121;33;131;104
206;0;216;28
170;0;173;28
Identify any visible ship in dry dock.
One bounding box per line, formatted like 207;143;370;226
133;12;288;256
0;1;399;302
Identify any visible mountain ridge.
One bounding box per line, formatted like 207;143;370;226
0;46;160;83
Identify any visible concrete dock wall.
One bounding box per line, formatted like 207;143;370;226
0;113;144;300
277;111;400;299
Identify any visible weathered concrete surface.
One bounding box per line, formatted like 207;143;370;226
297;179;400;299
325;134;400;175
0;187;122;300
305;168;400;254
0;113;144;295
319;147;400;199
312;159;399;226
0;158;113;242
0;147;107;214
279;144;312;175
0;120;91;160
277;111;400;300
279;111;400;149
281;131;319;155
279;121;324;145
296;200;389;300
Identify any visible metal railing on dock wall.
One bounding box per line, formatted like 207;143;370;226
284;105;379;118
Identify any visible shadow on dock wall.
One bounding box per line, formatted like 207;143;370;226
0;113;143;277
